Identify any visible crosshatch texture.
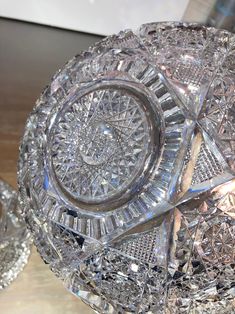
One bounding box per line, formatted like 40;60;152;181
18;22;235;313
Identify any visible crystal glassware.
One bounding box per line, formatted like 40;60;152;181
18;22;235;313
0;179;31;289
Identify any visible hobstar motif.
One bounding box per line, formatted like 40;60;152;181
0;179;31;289
18;22;235;313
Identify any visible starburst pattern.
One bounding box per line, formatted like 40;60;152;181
18;22;235;314
51;88;150;203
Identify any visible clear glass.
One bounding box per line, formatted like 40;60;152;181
0;179;31;289
18;22;235;313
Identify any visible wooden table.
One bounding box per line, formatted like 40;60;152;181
0;18;101;314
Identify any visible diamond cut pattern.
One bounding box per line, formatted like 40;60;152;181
51;88;150;202
18;23;235;313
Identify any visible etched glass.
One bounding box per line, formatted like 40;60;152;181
18;22;235;313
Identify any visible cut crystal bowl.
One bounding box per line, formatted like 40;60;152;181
0;179;31;289
18;22;235;313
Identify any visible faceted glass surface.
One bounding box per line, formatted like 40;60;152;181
18;22;235;313
50;87;154;204
0;179;31;289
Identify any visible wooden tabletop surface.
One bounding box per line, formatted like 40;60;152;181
0;18;101;314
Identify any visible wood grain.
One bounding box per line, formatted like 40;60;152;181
0;18;101;314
